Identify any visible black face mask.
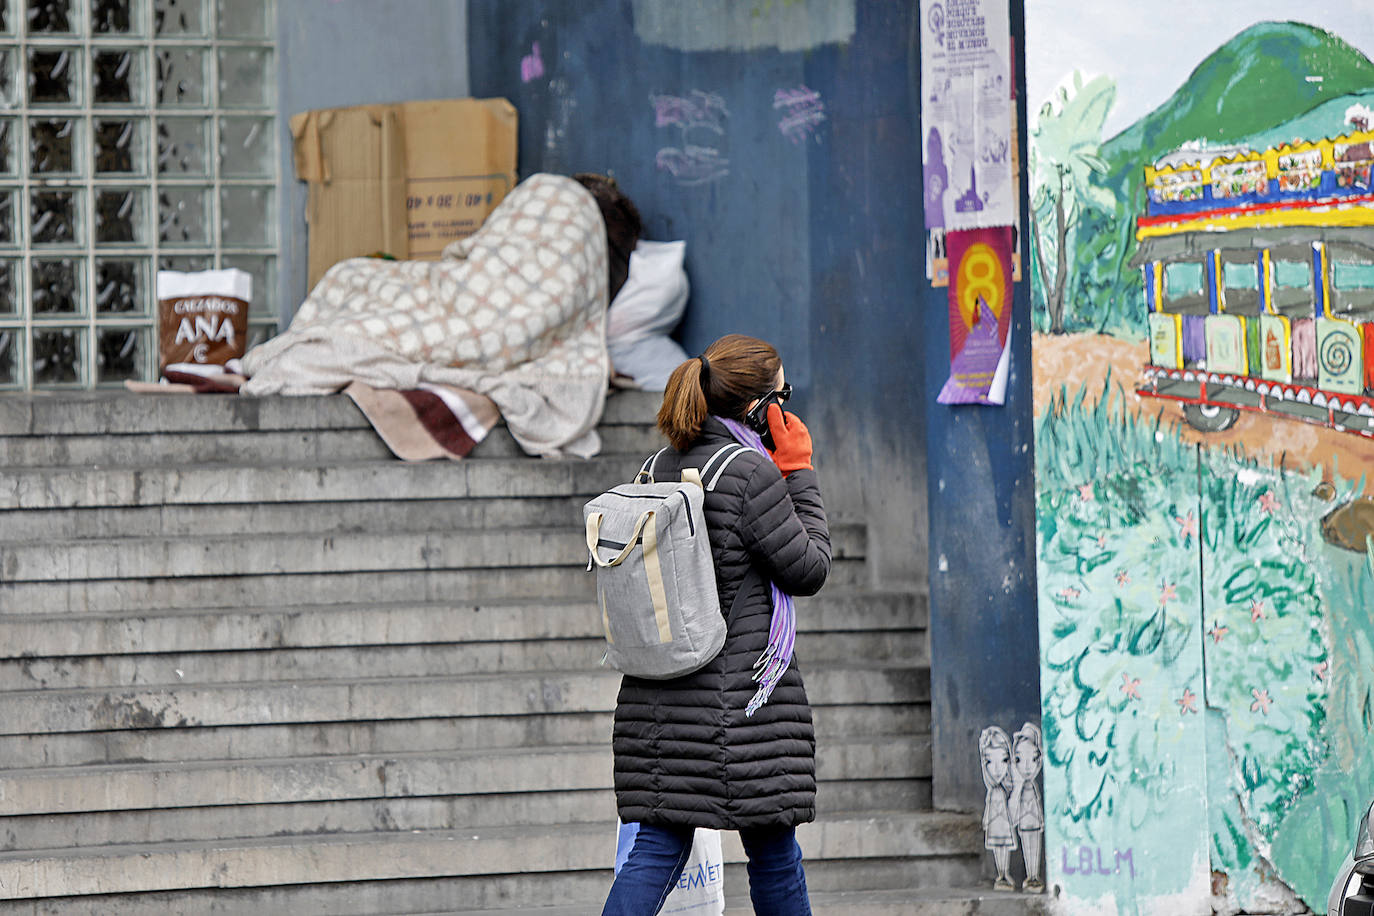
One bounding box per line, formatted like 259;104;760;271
743;383;791;449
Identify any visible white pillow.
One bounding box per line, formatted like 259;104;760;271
606;240;691;390
607;240;689;344
610;335;689;391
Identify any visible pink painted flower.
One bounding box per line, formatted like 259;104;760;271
1078;484;1095;502
1120;673;1142;701
1250;688;1273;715
1258;491;1279;514
1176;687;1198;715
1159;583;1178;606
1175;511;1197;540
1249;599;1265;623
1207;622;1229;644
1115;569;1131;586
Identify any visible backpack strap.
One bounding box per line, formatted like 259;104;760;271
640;442;749;491
636;447;670;484
700;443;751;491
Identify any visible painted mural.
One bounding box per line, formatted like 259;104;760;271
1028;7;1374;914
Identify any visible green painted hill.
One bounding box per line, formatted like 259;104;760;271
1050;21;1374;337
1103;20;1374;175
1232;89;1374;152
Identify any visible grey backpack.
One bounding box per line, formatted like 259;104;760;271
583;444;750;679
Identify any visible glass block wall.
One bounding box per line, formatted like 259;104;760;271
0;0;277;389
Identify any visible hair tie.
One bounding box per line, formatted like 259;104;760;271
698;354;710;386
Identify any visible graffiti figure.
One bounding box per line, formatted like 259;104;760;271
1011;722;1045;893
979;725;1017;890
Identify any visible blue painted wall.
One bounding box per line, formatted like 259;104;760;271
274;0;470;325
920;2;1040;811
468;0;1039;810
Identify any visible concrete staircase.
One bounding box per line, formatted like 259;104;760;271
0;390;1039;915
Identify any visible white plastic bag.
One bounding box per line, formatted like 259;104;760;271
615;821;725;915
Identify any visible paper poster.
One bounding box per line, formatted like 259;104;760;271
920;0;1014;232
929;118;1022;287
938;226;1013;405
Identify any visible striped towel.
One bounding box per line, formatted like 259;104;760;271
344;381;500;461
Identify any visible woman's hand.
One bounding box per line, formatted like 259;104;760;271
766;403;813;475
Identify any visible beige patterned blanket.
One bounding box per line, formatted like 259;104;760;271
240;173;610;457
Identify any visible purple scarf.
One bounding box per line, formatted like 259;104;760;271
718;417;797;717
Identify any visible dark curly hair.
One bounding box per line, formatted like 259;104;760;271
574;172;643;301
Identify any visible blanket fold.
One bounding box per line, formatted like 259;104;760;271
240;173;610;458
344;381;500;461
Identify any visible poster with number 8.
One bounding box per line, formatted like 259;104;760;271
938;226;1014;405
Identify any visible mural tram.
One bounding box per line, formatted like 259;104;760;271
1134;127;1374;436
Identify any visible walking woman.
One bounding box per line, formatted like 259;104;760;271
603;334;831;916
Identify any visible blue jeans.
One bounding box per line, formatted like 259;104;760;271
602;823;811;916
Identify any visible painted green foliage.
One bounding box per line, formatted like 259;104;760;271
1032;386;1371;907
1029;72;1117;336
1267;512;1374;906
1035;385;1209;898
1198;459;1331;907
1200;461;1328;832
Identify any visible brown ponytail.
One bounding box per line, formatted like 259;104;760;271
657;334;781;451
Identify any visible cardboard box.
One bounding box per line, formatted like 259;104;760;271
291;97;518;289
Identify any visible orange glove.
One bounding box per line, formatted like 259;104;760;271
766;402;813;475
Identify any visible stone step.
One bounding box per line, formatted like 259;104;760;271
0;811;979;901
0;444;830;511
437;888;1049;916
0;630;926;690
0;736;931;817
0;423;666;468
0;703;932;769
0;390;662;437
0;860;1000;915
0;527;581;582
0;456;645;511
0;495;590;541
0;393;367;438
0;556;875;613
0;564;592;613
1;663;930;736
0;523;865;583
0;427;808;516
0;778;933;854
1;792;618;854
0;426;396;465
0;589;925;658
735;888;1050;915
0;745;612;818
0;712;609;768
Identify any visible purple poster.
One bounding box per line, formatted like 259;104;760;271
938;226;1014;405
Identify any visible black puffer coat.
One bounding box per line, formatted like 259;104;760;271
612;417;831;830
